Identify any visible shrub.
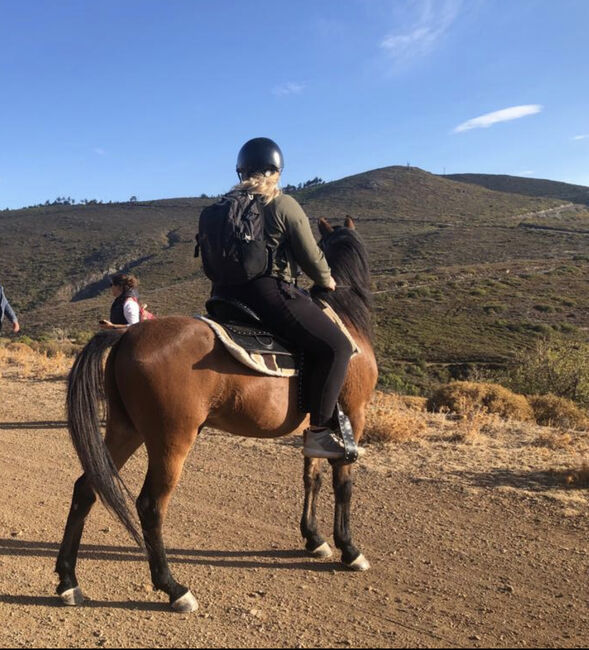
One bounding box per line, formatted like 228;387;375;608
398;395;428;411
528;394;588;430
364;391;427;444
508;338;589;408
427;381;534;421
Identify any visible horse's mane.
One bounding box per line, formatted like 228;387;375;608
313;226;373;340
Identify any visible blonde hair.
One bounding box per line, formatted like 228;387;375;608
233;171;281;204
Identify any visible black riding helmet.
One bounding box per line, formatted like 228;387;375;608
236;137;284;180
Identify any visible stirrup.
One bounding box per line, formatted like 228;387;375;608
332;403;360;464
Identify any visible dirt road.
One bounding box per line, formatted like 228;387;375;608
0;377;587;648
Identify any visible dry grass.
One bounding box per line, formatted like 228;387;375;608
565;462;589;488
364;391;428;444
0;341;73;380
528;394;589;430
397;395;428;411
427;381;534;422
535;431;575;450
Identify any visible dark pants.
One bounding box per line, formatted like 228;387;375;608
217;277;353;426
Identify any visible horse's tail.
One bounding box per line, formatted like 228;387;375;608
66;330;142;545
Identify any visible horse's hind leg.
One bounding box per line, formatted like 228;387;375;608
136;441;198;613
300;457;332;558
55;423;142;605
55;473;96;605
331;462;370;571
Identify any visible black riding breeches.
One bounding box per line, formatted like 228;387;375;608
216;277;354;426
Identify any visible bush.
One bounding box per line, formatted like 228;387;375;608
528;394;588;430
508;338;589;408
427;381;534;421
364;391;427;444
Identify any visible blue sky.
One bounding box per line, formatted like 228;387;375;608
1;0;588;209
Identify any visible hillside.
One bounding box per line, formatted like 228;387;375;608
446;173;589;206
1;166;588;393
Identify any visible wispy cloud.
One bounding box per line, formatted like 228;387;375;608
518;170;535;176
93;147;106;155
380;0;462;62
572;134;589;141
272;82;306;97
454;105;542;133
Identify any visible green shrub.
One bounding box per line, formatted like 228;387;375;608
508;339;589;408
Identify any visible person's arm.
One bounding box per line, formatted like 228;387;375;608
1;289;20;332
281;197;333;287
98;320;127;330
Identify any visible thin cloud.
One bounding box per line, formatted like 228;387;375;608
572;134;589;141
272;82;306;97
380;0;462;62
454;105;542;133
93;147;106;155
518;170;535;176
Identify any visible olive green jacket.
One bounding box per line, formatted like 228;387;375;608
263;193;331;286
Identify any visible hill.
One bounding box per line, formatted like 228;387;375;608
1;166;588;394
446;173;589;206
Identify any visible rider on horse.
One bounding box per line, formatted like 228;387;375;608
213;137;361;461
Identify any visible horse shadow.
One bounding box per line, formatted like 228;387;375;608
0;421;67;430
0;537;341;609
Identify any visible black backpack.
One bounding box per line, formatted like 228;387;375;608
195;191;269;286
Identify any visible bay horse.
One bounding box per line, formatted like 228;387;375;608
55;216;378;612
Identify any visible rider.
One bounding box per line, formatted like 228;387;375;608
214;137;359;461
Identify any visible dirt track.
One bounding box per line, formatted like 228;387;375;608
0;376;587;648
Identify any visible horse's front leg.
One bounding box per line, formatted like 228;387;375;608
300;457;332;558
330;461;370;571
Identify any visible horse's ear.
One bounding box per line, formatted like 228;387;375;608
318;218;333;236
344;216;355;230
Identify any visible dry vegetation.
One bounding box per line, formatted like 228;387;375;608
427;381;535;421
363;385;588;490
0;338;74;380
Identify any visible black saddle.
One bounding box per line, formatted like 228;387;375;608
205;296;294;358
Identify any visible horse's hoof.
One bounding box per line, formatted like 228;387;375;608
59;586;84;606
345;553;371;572
307;542;333;559
171;590;198;613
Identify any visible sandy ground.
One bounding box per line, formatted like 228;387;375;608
0;375;587;648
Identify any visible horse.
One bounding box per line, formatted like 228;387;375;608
55;216;378;613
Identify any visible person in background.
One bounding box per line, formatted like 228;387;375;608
99;273;141;330
0;284;20;334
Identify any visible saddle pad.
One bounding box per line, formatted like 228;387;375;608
195;303;360;378
316;299;362;357
195;315;298;377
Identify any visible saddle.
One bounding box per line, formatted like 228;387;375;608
196;297;298;377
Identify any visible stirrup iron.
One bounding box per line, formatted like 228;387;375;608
333;402;359;464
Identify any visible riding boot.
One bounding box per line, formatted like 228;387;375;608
303;404;365;463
